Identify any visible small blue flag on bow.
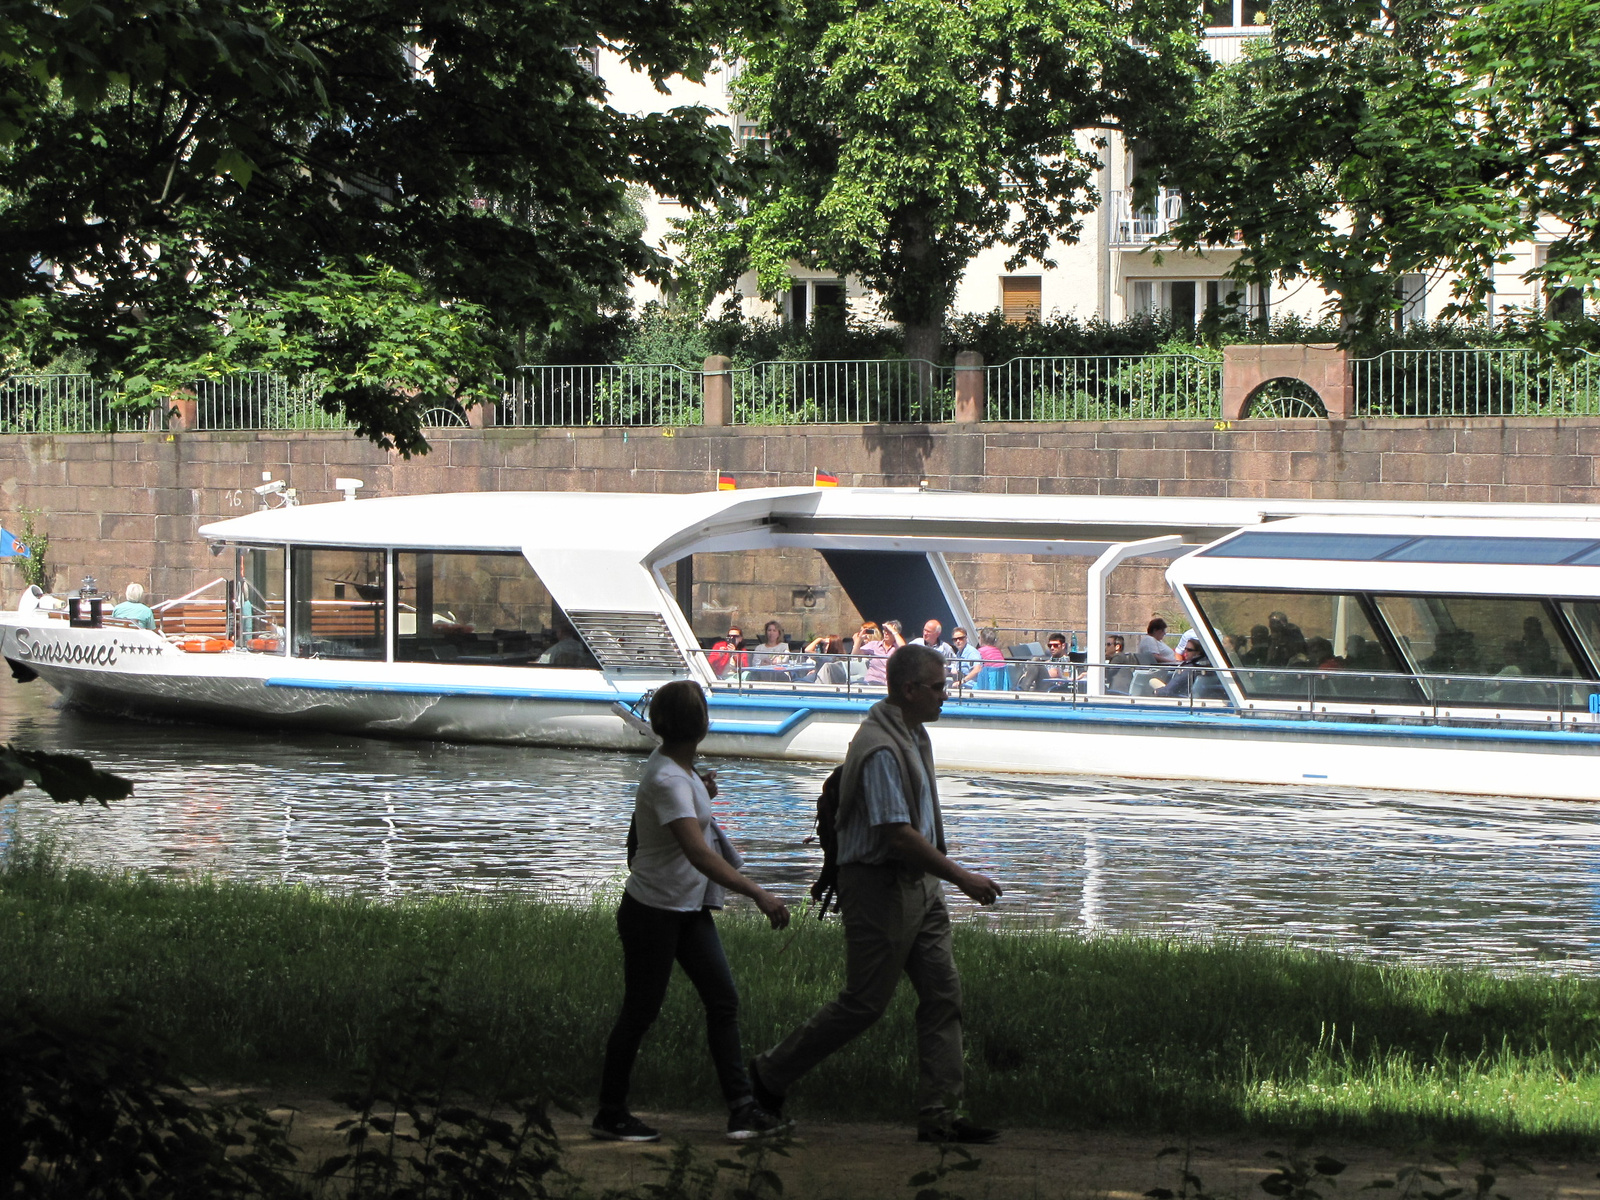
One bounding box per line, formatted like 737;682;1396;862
0;528;30;558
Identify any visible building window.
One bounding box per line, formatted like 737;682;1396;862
735;121;770;153
1001;276;1042;324
1394;274;1426;328
1130;279;1266;328
787;279;846;326
1204;0;1270;26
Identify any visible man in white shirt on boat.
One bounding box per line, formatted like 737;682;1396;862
909;619;954;662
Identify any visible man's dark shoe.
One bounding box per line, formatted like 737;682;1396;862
589;1109;660;1142
748;1058;785;1119
917;1116;1001;1145
726;1100;788;1141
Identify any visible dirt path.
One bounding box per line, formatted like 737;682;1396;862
218;1088;1600;1200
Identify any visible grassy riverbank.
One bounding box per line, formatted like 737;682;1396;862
6;846;1600;1151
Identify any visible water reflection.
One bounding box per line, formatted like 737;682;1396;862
2;676;1598;973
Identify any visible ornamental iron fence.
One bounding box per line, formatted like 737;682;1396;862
1350;348;1600;418
728;359;952;424
499;364;700;427
985;354;1222;422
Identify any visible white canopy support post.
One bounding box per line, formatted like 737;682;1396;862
1087;535;1184;696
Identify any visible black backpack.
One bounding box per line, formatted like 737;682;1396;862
809;766;844;918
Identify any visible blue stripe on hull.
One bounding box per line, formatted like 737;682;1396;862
263;677;1600;750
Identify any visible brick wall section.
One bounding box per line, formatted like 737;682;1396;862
3;417;1596;623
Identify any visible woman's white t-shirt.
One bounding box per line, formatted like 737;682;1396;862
625;748;719;912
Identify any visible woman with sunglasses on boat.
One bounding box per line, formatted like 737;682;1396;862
593;680;791;1145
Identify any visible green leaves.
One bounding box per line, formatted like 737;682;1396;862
686;0;1202;356
0;744;132;806
1;0;782;448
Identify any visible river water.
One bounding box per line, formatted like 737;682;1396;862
2;675;1598;974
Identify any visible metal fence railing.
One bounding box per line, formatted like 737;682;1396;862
9;349;1600;433
191;372;347;431
1351;348;1600;418
498;365;700;427
985;355;1222;421
730;359;952;424
0;374;155;433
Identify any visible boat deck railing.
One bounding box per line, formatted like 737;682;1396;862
692;650;1600;731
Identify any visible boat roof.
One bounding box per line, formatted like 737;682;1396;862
1170;514;1600;598
199;487;1600;564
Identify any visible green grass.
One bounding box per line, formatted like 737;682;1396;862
7;843;1600;1150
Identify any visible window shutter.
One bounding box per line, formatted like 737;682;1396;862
1001;277;1042;324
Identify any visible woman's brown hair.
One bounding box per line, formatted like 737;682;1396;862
649;679;709;742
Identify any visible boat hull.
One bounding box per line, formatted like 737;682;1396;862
7;618;1599;803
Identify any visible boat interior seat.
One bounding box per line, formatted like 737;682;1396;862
818;660;850;685
1009;642;1044;659
1129;670;1160;697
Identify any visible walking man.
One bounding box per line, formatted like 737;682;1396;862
749;644;1004;1143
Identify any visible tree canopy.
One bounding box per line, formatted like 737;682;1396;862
1166;0;1599;340
0;0;777;452
673;0;1204;362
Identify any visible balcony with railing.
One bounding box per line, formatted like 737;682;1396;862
1110;188;1184;246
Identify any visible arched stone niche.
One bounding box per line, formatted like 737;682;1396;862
1222;344;1350;420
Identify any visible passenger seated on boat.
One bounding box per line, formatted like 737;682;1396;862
541;611;599;669
1104;635;1138;694
909;619;955;662
1306;637;1343;670
1152;639;1226;700
1137;619;1178;666
805;635;849;684
949;627;982;686
750;621;795;668
1018;634;1073;692
111;583;156;630
708;626;748;678
1514;616;1556;677
857;620;905;686
975;627;1008;690
1239;625;1272;667
1266;611;1307;666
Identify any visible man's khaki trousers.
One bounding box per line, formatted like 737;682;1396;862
757;863;964;1111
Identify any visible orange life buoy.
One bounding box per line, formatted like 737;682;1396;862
177;635;234;653
247;637;281;653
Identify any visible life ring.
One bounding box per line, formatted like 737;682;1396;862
248;637;281;653
176;635;234;653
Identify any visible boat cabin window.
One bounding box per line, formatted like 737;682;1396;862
1373;594;1591;708
237;546;285;655
1191;588;1418;702
1562;601;1600;672
396;551;586;668
291;547;387;661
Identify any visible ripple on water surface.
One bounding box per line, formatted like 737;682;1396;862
2;676;1598;974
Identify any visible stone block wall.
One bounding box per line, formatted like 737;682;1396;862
2;416;1596;637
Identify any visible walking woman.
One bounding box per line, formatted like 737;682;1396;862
593;680;791;1143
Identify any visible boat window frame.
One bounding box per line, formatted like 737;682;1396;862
1185;584;1425;705
391;546;585;669
233;542;290;655
288;543;391;662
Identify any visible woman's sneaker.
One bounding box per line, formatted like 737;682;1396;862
590;1109;660;1142
726;1100;787;1141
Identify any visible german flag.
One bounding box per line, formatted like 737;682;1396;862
717;472;737;491
814;469;839;487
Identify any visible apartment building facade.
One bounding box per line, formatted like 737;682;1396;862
603;24;1563;339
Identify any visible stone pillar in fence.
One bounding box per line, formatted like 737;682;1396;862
954;351;985;423
1222;343;1352;420
467;400;497;428
166;391;198;432
702;355;731;427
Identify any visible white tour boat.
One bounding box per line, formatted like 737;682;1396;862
3;486;1600;802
